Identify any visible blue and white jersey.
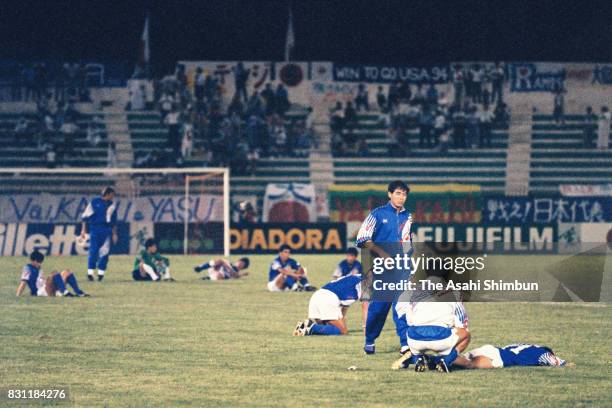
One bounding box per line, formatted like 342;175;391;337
81;197;117;233
269;256;301;282
468;343;566;368
332;259;363;278
20;263;43;296
403;301;468;329
322;274;362;306
498;344;565;367
356;202;412;246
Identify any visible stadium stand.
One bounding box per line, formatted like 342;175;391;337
529;114;612;193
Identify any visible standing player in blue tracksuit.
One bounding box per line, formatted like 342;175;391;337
80;187;118;281
356;180;413;355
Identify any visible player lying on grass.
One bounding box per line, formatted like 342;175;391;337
293;273;362;336
454;343;566;369
132;239;174;281
331;247;362;280
194;257;250;280
16;250;90;297
267;244;316;292
392;296;470;372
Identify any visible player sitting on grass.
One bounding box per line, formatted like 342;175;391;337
194;257;250;280
293;273;362;336
267;244;315;292
331;247;362;280
16;251;89;297
132;239;174;281
454;343;566;369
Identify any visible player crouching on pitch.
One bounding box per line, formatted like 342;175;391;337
193;257;250;280
293;273;362;336
16;251;90;297
132;239;174;281
392;290;470;373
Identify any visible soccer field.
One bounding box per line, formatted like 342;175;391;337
1;254;610;407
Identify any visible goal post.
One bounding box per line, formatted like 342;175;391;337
0;167;231;257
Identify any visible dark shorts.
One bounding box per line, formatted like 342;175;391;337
132;269;153;281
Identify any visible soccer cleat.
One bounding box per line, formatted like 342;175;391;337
64;292;75;297
202;276;211;280
399;345;411;355
303;285;317;292
293;321;306;336
391;350;413;370
97;275;104;282
435;359;451;373
291;282;304;292
303;319;316;335
77;292;91;297
194;266;202;273
364;344;376;355
87;274;94;282
414;356;428;372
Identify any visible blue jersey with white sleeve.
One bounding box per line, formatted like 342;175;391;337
322;274;362;306
356;201;412;246
269;256;301;282
333;259;363;278
499;344;564;367
82;197;117;233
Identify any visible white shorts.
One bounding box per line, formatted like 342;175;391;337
267;279;284;292
37;286;49;297
308;289;342;321
467;344;504;368
408;328;459;356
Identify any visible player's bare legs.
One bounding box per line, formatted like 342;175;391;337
455;328;471;353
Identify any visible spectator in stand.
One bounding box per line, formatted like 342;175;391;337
86;120;102;147
470;64;484;104
426;83;439;108
491;62;504;103
107;141;117;168
59;119;79;160
452;105;467;148
261;83;276;116
227;94;244;118
182;122;194;160
158;93;174;123
419;107;434;148
433;109;446;147
466;105;480;148
376;86;387;112
452;64;465;106
14;116;30;146
343;101;358;145
357;136;369;157
233;62;250;102
479;103;495;148
194;67;205;102
275;84;290;117
387;81;400;111
596;106;610;150
164;106;182;160
272;123;288;156
355;83;369;111
583;106;597;148
399;80;412;101
553;88;565;126
494;102;510;127
247;91;264;118
44;144;57;168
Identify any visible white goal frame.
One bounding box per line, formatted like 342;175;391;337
0;167;231;257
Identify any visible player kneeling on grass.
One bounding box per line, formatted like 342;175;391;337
293;273;362;336
267;244;316;292
453;343;566;369
16;251;89;297
132;239;174;281
194;257;250;280
392;300;470;373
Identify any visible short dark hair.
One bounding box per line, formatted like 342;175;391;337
101;186;115;197
145;238;157;249
30;250;44;263
346;247;358;256
279;244;291;252
239;257;250;269
387;180;409;194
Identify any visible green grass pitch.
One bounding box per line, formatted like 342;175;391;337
1;254;610;407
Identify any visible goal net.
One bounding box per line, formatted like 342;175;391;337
0;167;230;257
